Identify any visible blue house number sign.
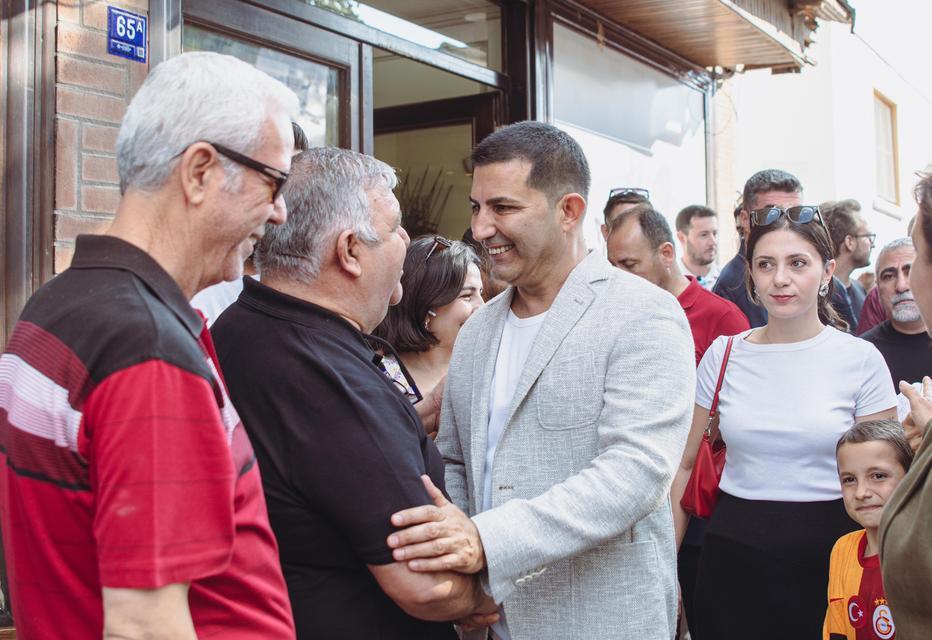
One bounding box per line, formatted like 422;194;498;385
107;6;147;63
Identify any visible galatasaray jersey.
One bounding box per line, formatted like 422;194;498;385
824;530;896;640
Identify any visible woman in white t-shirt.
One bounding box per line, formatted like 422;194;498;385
670;204;896;639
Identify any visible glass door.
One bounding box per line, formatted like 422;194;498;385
184;25;341;148
182;0;368;150
374;91;500;240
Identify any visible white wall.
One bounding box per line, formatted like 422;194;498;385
552;24;708;251
725;19;932;272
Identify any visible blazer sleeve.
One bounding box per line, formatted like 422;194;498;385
471;296;695;604
435;328;471;514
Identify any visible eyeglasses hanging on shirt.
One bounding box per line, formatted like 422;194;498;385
365;333;424;405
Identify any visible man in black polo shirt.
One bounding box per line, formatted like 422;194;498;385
212;147;494;639
862;237;932;389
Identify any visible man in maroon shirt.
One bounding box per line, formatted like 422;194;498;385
606;203;749;364
0;52;298;639
605;202;748;638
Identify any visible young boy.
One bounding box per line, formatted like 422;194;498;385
824;420;914;640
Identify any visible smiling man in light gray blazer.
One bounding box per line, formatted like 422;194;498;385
387;121;695;640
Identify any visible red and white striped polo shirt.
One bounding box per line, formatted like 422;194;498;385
0;234;294;639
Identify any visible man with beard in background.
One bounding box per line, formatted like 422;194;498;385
862;237;932;389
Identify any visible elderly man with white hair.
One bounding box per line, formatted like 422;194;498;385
0;52;298;639
211;147;497;640
862;237;932;390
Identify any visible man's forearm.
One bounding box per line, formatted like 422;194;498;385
670;468;691;549
105;631;198;640
371;560;493;622
102;584;198;640
401;572;489;621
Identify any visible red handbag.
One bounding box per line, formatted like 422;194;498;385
680;336;734;519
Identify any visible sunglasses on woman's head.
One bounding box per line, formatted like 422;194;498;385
424;236;453;262
750;205;824;228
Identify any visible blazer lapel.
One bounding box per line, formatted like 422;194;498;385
506;270;595;428
469;289;512;513
503;255;603;427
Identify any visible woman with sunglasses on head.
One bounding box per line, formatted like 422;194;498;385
372;236;484;436
670;204;896;639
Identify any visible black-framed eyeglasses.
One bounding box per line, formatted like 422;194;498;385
608;187;650;201
854;233;877;245
750;205;825;229
207;142;289;202
424;236;453;262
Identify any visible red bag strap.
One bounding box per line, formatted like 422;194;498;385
705;336;734;436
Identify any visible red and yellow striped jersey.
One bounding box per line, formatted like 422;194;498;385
824;530;896;640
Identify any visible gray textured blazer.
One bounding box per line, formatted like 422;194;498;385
437;251;696;640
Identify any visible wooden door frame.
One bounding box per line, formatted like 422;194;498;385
374;93;502;146
1;0;56;347
0;0;56;620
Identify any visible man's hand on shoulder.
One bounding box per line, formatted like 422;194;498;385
388;475;486;574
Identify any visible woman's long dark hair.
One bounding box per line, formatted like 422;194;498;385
372;236;479;353
744;213;848;331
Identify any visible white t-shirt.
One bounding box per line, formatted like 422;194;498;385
190;276;258;327
696;326;895;502
482;309;547;640
679;257;720;291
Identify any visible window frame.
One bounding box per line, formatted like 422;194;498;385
873;89;900;206
156;0;509;89
152;0;516;151
181;0;364;150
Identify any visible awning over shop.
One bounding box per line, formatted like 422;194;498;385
576;0;853;71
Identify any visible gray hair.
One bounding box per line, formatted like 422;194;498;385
876;237;915;274
116;52;299;194
257;147;397;280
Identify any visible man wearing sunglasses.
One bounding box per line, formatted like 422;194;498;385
0;53;298;639
600;187;651;240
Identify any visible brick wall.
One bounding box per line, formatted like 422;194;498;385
54;0;150;272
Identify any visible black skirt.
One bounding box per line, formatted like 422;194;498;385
693;492;858;640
